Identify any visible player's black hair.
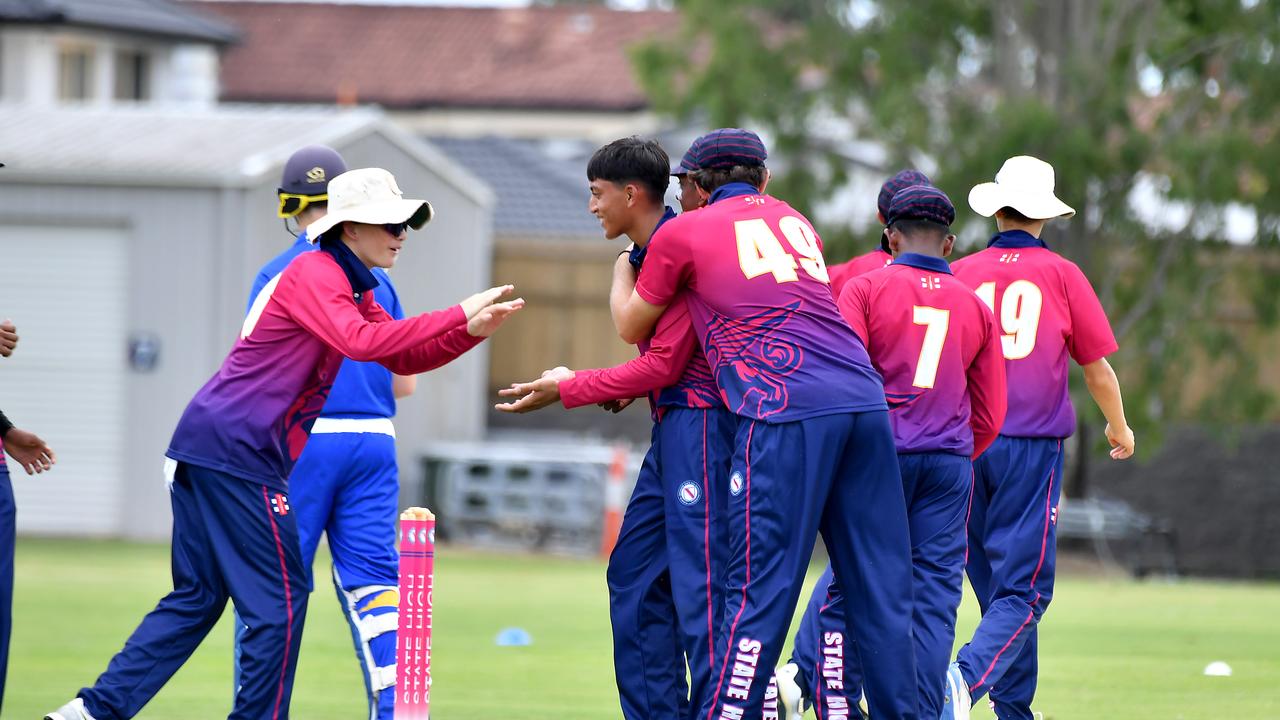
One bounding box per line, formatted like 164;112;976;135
587;137;671;204
996;206;1033;223
889;218;951;243
690;165;768;194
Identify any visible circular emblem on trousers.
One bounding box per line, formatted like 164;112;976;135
678;481;701;505
428;528;436;544
729;471;745;496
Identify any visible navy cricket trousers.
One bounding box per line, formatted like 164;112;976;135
0;462;13;716
80;462;310;720
609;407;734;720
700;410;918;720
790;451;973;719
957;436;1064;720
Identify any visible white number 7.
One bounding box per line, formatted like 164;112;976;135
912;305;950;389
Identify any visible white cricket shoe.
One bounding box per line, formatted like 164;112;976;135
45;698;97;720
939;663;971;720
775;662;809;720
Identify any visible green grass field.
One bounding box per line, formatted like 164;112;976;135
7;538;1279;719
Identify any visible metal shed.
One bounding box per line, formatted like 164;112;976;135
0;103;494;540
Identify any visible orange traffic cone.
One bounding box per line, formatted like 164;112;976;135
600;445;627;558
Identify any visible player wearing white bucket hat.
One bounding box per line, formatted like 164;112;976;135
967;155;1075;220
306;167;434;242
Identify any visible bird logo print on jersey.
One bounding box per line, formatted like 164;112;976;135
703;302;804;419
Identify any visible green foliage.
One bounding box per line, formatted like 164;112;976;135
635;0;1280;452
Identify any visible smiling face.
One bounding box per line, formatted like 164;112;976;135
588;178;635;240
342;221;406;269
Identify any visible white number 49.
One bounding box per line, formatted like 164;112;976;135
734;217;830;283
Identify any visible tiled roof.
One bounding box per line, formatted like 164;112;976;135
429;135;602;239
0;104;488;207
188;2;678;111
2;0;239;44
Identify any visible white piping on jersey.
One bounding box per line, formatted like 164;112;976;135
311;417;396;437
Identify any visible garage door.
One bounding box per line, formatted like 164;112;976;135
0;224;128;536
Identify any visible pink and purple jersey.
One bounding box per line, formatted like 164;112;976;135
827;247;892;299
635;183;885;422
952;230;1118;438
838;253;1007;457
167;245;482;490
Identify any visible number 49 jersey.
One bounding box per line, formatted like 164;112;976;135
838;254;1007;457
952;231;1119;438
636;184;887;422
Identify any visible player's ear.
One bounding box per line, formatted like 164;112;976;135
759;169;771;193
887;226;902;255
942;233;956;258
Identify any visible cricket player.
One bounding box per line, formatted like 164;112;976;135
45;168;522;720
826;169;931;297
0;398;56;716
609;128;919;720
499;136;735;720
775;185;1007;720
234;146;416;720
941;156;1135;720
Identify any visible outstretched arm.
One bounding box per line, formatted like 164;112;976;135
615;289;667;345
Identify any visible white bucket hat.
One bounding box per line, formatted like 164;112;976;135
306;168;434;243
968;155;1075;220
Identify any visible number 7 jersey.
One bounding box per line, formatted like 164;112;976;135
635;184;887;422
951;230;1119;438
838;253;1007;457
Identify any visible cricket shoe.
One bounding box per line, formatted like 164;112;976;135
45;698;97;720
939;663;971;720
774;662;809;720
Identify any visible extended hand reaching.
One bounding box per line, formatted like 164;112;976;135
0;319;17;358
495;366;575;413
467;299;525;337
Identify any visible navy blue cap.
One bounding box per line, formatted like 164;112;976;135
682;128;767;171
886;184;955;227
279;145;347;196
671;145;699;175
877;169;932;220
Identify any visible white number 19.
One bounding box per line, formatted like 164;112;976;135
976;280;1043;360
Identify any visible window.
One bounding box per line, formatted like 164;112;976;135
58;45;94;101
114;49;151;101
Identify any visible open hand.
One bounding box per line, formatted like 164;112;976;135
1105;423;1135;460
495;367;575;413
460;285;515;320
467;298;525;337
3;427;55;475
0;319;17;357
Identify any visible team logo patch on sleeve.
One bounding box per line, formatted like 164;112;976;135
678;481;702;505
729;471;745;496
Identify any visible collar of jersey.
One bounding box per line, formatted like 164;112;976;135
988;229;1048;249
709;182;762;204
893;252;953;275
318;237;380;295
628;206;678;270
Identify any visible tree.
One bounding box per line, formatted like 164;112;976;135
633;0;1280;484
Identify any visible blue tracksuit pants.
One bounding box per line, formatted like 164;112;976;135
790;452;973;719
609;407;734;720
0;462;12;716
700;411;917;720
235;430;401;720
956;436;1064;720
81;462;310;720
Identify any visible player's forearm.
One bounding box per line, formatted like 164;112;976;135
393;373;417;399
1082;358;1129;430
561;351;688;408
381;325;483;375
609;253;639;339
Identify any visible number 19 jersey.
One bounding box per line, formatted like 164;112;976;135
952;230;1118;438
635;183;886;422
